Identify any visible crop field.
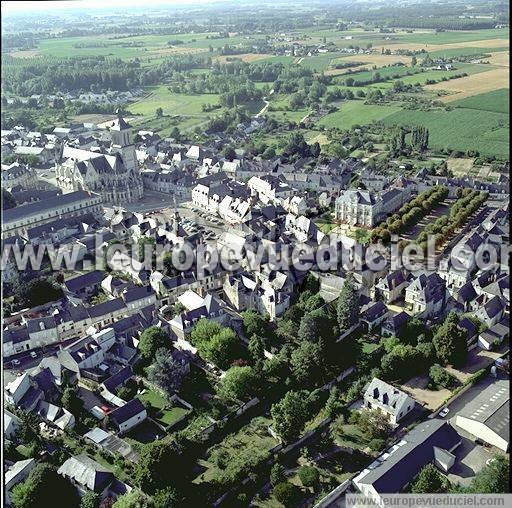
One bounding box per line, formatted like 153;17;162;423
452;89;509;114
367;63;497;89
318;100;402;129
487;51;509;66
382;107;509;158
11;32;254;61
426;67;509;101
426;46;509;59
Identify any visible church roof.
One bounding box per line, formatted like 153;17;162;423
110;113;131;131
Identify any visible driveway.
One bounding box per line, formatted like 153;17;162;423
448;436;496;487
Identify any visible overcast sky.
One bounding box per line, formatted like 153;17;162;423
2;0;220;14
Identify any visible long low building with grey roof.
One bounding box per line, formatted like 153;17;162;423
454;378;509;451
1;190;103;238
353;419;461;503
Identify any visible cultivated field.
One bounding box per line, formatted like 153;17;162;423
487;50;509;66
426;67;509;101
446;157;475;176
382;107;509;158
452;88;509;114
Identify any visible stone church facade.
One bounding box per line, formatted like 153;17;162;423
55;112;143;205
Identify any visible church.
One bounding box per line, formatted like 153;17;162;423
55;111;144;205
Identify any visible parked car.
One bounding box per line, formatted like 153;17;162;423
30;351;38;359
12;359;21;366
486;457;497;466
439;407;450;418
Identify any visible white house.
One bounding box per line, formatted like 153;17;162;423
363;378;416;425
109;398;147;434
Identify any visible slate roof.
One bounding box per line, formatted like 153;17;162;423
102;366;134;393
64;270;105;293
355;420;461;493
110;398;146;426
122;285;155;303
87;298;126;319
364;378;413;416
3;190;99;223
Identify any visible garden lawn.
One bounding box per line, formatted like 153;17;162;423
138;388;168;411
157;406;190;427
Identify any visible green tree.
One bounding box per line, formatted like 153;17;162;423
271;390;310;443
61;386;84;417
147;348;188;397
189;318;222;347
270;463;286;487
138;327;170;361
155;107;163;117
432;312;468;367
298;465;320;488
138;237;156;264
13;276;63;308
80;492;100;508
324;387;344;418
357;409;392;439
12;464;79;508
290;341;324;386
218;366;257;401
242;310;270;338
273;482;299;507
153;487;180;508
336;274;359;332
134;441;183;495
113;490;154;508
203;328;241;370
248;334;266;362
465;454;509;493
411;464;450;493
429;364;457;389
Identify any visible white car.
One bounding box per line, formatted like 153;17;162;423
439;407;450;418
30;351;38;359
486;457;497;466
12;359;21;366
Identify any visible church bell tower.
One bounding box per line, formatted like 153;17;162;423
110;109;137;172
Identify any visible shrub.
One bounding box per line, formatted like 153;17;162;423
368;438;386;452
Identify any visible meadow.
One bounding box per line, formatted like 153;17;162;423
318;100;402;129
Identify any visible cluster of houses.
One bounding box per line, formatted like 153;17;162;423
2;116;510;506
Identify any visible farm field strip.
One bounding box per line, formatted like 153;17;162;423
426;67;509;101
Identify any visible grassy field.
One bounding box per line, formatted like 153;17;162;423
382;107;509;158
452;88;509;114
318;100;402;129
127;86;221;116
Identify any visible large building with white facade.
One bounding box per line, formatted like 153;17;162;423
335;186;412;227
